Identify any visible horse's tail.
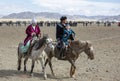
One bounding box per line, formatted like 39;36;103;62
17;43;23;57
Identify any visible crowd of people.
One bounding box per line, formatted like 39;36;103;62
0;19;119;27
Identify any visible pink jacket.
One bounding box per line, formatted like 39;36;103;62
24;24;41;45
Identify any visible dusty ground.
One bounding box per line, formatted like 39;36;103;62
0;23;120;81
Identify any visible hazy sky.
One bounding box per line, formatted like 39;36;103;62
0;0;120;16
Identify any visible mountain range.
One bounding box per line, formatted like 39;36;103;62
1;11;120;21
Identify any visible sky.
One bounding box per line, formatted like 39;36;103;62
0;0;120;16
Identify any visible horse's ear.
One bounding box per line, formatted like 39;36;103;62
43;33;48;38
86;41;92;47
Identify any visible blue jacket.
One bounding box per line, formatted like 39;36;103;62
62;29;75;45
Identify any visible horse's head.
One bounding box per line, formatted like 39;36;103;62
43;34;49;45
46;37;55;50
31;35;39;44
84;41;94;60
70;40;94;60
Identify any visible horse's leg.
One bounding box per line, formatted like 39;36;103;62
24;57;28;72
39;58;44;72
44;58;49;67
17;56;22;71
72;66;76;78
70;65;76;78
68;59;76;78
30;60;35;76
48;58;55;77
42;58;49;80
70;65;73;77
39;57;48;79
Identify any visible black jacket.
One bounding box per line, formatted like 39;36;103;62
56;23;66;40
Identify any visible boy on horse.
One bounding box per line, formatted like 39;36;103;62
62;24;75;47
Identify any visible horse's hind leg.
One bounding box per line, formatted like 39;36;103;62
18;56;22;71
30;60;35;76
24;57;28;72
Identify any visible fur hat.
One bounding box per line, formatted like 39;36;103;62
60;16;67;21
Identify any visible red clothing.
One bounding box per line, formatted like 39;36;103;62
118;22;120;26
24;24;41;45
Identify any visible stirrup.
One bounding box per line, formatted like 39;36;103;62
58;50;66;60
58;56;66;60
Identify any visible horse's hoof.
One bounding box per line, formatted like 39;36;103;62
24;69;27;73
17;67;21;71
71;75;75;78
53;75;56;78
42;70;44;73
44;75;47;80
24;71;27;74
30;73;34;77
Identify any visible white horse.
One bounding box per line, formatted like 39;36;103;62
17;35;50;77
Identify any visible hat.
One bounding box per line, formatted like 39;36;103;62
31;18;37;24
60;16;67;21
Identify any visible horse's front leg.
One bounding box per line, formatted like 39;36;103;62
24;57;28;73
30;60;35;76
39;57;48;79
68;59;76;78
42;58;49;80
70;65;76;78
39;58;45;72
48;58;55;77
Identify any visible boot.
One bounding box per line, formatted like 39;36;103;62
58;48;66;60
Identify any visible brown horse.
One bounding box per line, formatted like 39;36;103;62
43;40;94;79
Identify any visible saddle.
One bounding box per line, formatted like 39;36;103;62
20;36;39;56
56;44;70;60
56;40;77;60
26;36;39;55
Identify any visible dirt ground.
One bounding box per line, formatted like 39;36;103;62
0;23;120;81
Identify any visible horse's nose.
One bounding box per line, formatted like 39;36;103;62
90;55;94;60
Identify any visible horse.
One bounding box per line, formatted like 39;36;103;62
43;39;94;79
17;34;50;76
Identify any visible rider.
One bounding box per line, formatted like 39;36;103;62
56;16;75;59
56;16;67;41
67;25;75;41
22;18;41;53
56;16;67;59
62;24;75;48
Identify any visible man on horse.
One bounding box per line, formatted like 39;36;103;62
56;16;75;59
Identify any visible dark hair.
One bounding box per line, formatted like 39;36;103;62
60;16;67;21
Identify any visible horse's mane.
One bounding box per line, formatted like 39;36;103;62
35;34;48;50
